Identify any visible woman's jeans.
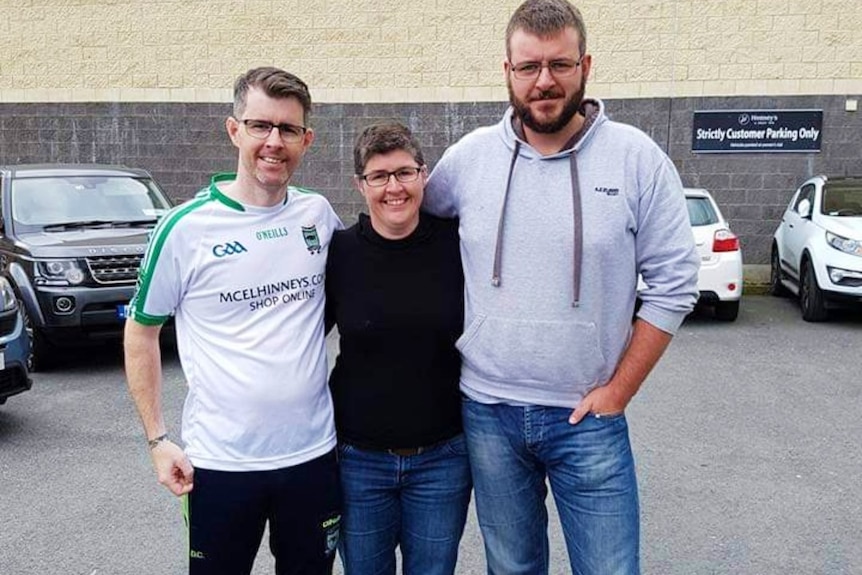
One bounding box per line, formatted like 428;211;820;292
463;398;640;575
337;434;472;575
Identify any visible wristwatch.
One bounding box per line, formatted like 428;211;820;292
147;433;169;450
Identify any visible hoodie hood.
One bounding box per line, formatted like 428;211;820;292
500;98;606;156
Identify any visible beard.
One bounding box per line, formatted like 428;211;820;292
508;77;586;134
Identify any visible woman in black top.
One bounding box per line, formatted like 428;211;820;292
326;122;470;575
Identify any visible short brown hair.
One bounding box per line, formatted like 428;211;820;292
506;0;587;59
232;67;312;122
353;122;425;175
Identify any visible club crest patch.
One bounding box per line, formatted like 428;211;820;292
302;225;322;254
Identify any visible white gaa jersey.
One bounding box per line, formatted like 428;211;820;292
130;174;343;471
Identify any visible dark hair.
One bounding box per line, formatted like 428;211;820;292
506;0;587;59
353;122;425;175
232;67;312;122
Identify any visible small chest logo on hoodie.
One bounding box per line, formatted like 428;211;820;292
595;186;620;196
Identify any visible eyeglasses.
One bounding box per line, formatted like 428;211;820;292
239;119;308;143
509;57;583;81
359;167;423;187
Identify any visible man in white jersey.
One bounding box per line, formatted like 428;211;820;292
124;67;343;575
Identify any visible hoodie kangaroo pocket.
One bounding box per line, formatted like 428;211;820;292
456;315;606;386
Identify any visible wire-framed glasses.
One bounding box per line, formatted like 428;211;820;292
240;119;308;143
509;57;583;80
358;167;423;187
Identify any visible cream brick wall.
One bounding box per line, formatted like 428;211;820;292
0;0;859;103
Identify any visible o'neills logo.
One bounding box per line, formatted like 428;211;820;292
255;226;289;241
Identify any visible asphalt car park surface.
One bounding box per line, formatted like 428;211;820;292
0;295;860;575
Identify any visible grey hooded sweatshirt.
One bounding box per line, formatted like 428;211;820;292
424;99;699;408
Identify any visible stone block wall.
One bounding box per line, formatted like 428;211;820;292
1;1;861;263
2;94;859;264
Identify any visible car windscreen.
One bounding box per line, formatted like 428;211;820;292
686;196;719;226
10;175;172;228
821;181;862;216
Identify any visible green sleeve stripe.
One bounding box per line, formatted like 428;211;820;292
128;312;170;326
132;196;211;315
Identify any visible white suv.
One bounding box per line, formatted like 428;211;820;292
685;188;743;321
771;175;862;321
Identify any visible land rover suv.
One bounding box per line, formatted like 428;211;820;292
0;165;173;370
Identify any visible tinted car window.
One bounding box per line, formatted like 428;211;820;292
793;183;816;214
11;176;171;227
686;197;718;226
822;180;862;215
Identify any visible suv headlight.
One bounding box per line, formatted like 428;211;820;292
35;260;86;286
0;277;16;312
826;232;862;257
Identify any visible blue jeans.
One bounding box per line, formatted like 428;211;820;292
337;435;472;575
463;398;640;575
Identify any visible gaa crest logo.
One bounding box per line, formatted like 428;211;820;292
212;241;248;258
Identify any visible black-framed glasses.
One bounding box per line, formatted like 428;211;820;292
509;57;583;80
239;119;308;143
359;167;423;187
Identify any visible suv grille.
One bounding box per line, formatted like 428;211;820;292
85;255;143;285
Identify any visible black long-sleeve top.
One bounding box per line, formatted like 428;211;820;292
325;212;464;450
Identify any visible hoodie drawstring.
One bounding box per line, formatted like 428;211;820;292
492;140;521;288
568;149;583;307
492;124;585;307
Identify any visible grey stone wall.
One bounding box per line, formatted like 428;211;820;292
1;96;859;264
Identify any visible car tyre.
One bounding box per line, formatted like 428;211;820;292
769;246;790;297
799;259;828;322
18;299;54;372
714;300;739;322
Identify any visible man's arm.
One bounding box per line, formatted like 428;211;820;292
569;153;698;424
569;319;672;424
124;320;193;496
423;152;459;217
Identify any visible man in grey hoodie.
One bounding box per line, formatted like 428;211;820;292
423;1;700;573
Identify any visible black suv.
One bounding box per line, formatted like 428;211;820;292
0;165;173;370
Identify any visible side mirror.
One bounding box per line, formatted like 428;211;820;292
797;198;812;219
